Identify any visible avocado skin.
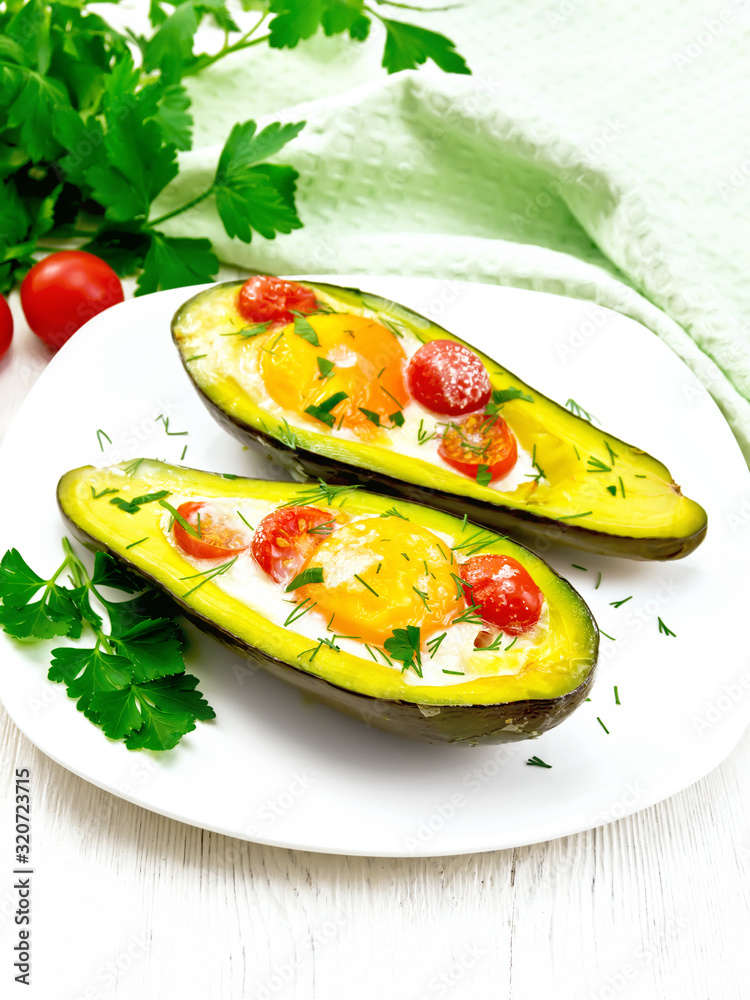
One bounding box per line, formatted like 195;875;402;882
196;390;707;563
58;493;597;746
172;281;708;562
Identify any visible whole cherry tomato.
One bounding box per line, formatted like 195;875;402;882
0;294;12;360
460;554;543;634
408;340;492;416
20;251;124;350
238;276;318;326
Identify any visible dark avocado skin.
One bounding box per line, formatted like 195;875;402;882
172;280;708;562
196;389;707;563
58;499;597;747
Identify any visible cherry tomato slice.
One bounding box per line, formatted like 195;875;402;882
173;502;250;560
408;340;492;416
439;414;517;482
460;554;543;634
251;506;338;584
0;294;12;360
238;276;318;326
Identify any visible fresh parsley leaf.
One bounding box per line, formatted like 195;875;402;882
304;391;349;428
152;83;194;151
317;356;335;378
109;490;171;514
109;616;185;682
476;464;492;487
48;646;134;713
485;387;534;415
293;313;319;345
359;408;381;427
384;624;423;677
136;232;219;295
0;600;72;640
268;0;370;48
0;549;44;607
213;119;305;242
380;18;470;75
389;410;405;427
143;0;199;83
286;567;324;592
91;551;139;593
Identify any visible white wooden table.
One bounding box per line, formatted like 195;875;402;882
1;286;749;1000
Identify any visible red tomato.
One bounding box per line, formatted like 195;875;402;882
460;555;543;634
20;251;124;350
173;502;250;560
0;294;12;360
408;340;492;416
238;276;318;326
439;414;517;483
251;506;337;583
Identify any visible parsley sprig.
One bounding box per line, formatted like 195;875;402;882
0;1;467;296
0;541;214;750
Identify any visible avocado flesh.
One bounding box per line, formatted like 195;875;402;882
172;281;707;561
56;460;599;745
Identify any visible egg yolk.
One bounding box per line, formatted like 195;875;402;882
295;517;461;646
258;313;408;441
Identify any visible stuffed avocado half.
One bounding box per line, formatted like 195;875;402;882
57;460;599;745
171;278;707;561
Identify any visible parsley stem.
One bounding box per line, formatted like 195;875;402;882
148;188;215;228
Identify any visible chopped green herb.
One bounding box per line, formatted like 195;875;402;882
222;474;239;480
384;625;423;676
261;329;285;355
412;586;430;610
181;557;238;598
450;572;469;600
308;518;337;536
304;392;349;428
379;507;408;520
573;445;581;460
380;385;404;410
566;399;598;423
635;474;647;479
286;568;324;592
158;499;201;539
609;596;632;609
123;458;144;476
476;633;503;651
317;356;335;379
91;487;119;500
376;562;382;574
110;490;171;515
587;456;611;473
284;597;316;627
381;317;406;339
658;617;676;637
614;685;620;705
363;644;379;663
416;418;438;445
422;559;435;579
277;419;298;448
505;636;518;651
597;717;610;734
600;630;616;641
442;669;465;675
619;476;626;499
354;574;379;597
426;631;447;657
389;411;405;428
452;606;485;627
157;415;188;437
476;464;492;487
185;354;207;362
572;564;587;571
359;408;382;427
557;511;593;520
595;572;602;590
606;485;617;496
125;537;148;549
604;441;618;466
236;511;253;531
485;387;533;415
292;313;319;345
526;756;552;768
401;552;410;561
180;445;188;461
96;429;112;452
281;481;359;508
451;528;496;555
238;322;271;338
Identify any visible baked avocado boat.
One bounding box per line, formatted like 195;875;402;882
57;460;599;745
171;277;707;561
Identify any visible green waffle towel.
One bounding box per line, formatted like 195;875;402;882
153;1;750;459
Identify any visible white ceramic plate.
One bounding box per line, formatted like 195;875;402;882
0;276;748;857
